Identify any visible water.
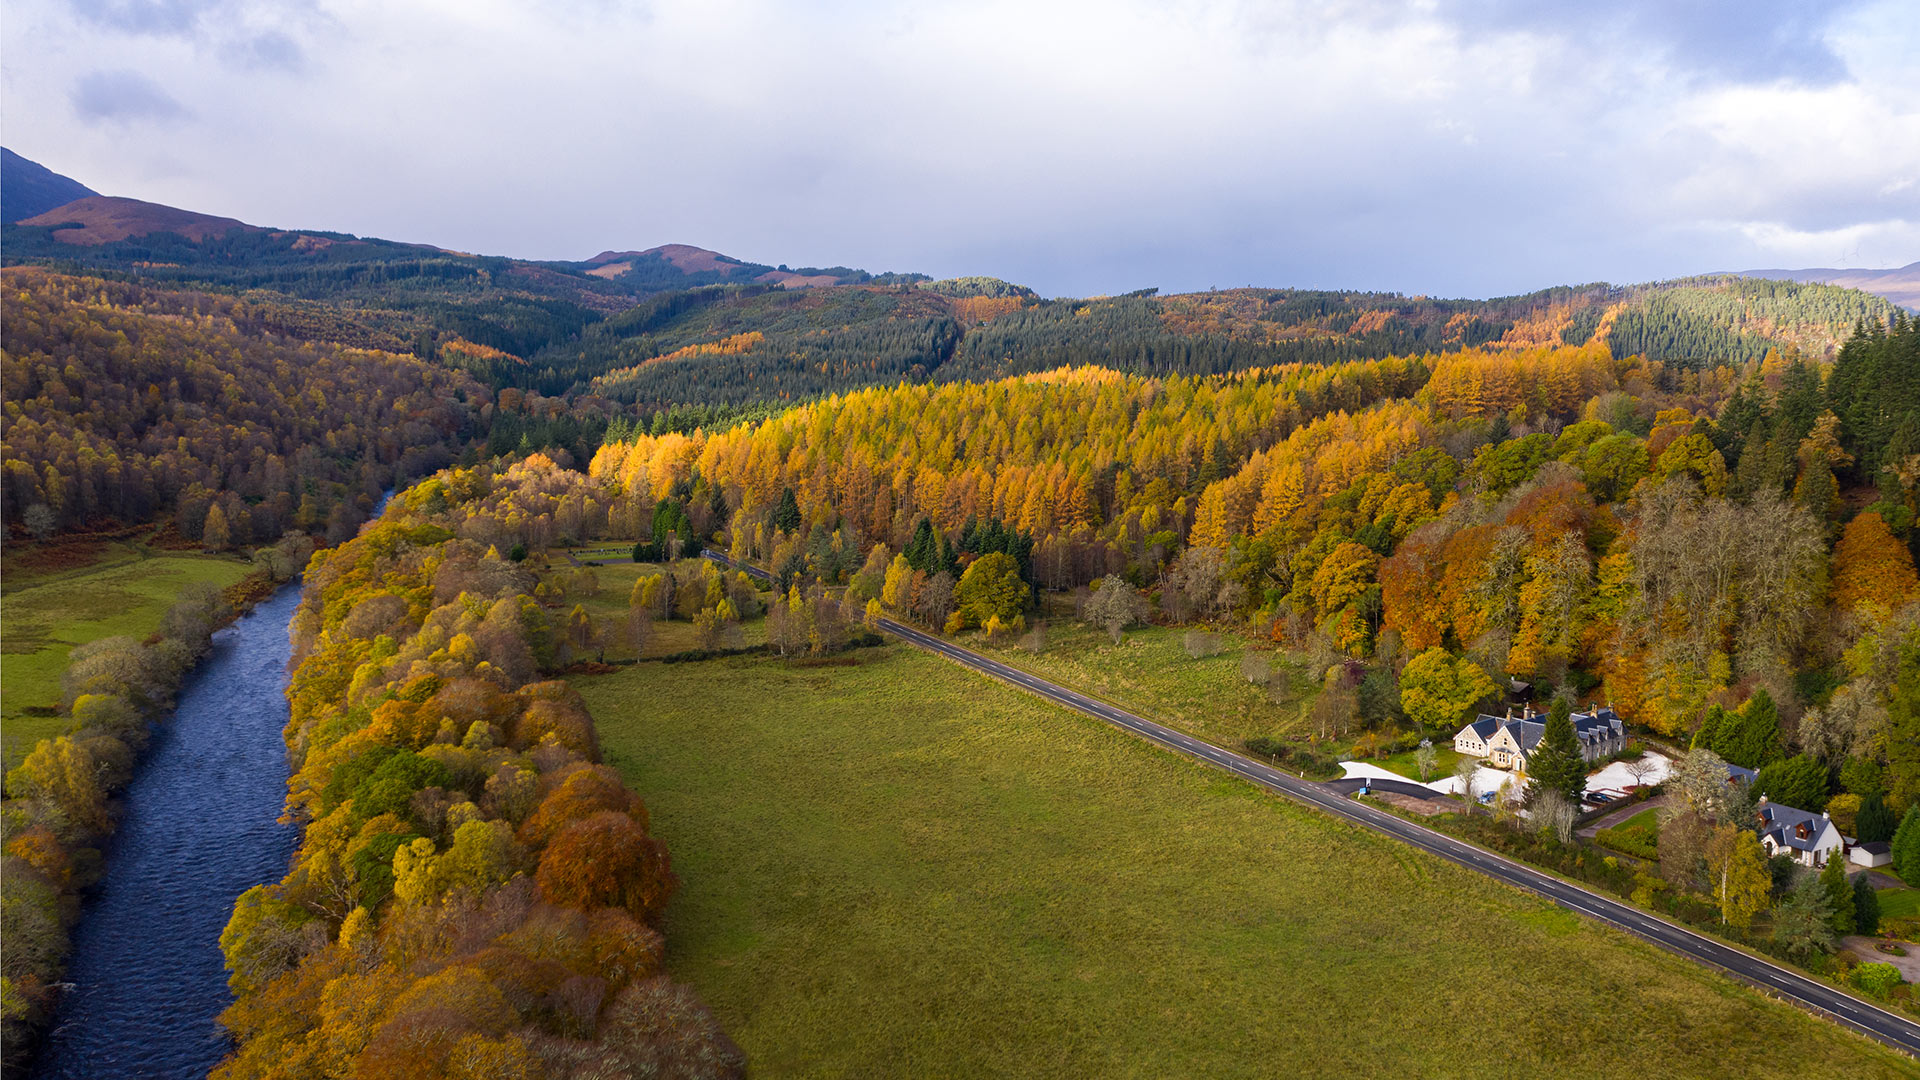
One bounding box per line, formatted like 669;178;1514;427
30;582;305;1080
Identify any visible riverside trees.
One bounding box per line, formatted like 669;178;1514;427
212;457;742;1080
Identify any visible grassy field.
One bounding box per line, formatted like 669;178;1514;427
578;646;1912;1078
1881;888;1920;921
970;619;1312;749
1;543;252;767
549;553;770;659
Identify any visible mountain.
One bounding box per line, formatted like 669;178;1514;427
16;195;255;244
581;243;922;292
0;171;1902;408
0;148;99;223
1735;262;1920;312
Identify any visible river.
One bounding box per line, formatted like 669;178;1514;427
30;581;305;1079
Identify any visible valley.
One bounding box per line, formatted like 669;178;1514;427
3;138;1919;1079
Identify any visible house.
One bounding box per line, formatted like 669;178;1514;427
1755;796;1845;869
1453;704;1626;771
1850;841;1893;869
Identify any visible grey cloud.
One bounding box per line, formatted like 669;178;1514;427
71;0;222;36
1437;0;1866;85
71;70;189;123
225;29;305;72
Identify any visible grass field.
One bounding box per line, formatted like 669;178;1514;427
551;553;769;659
1;543;251;767
972;619;1312;749
578;646;1912;1078
1881;888;1920;921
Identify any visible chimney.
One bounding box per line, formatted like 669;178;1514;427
1758;794;1768;804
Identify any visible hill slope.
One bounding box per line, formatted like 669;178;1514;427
1738;262;1920;312
17;195;254;244
0;149;98;224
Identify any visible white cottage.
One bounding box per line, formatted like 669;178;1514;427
1755;796;1845;869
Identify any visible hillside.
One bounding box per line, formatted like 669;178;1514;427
0;170;1899;410
566;275;1895;409
17;195;254;244
1739;262;1920;312
0;148;97;224
0;269;483;541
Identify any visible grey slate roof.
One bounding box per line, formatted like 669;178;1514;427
1757;801;1835;853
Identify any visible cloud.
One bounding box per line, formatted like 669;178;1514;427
1434;0;1868;86
223;29;305;73
6;0;1917;296
70;69;189;124
71;0;221;37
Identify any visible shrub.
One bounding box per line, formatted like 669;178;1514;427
1594;824;1659;861
1854;962;1903;999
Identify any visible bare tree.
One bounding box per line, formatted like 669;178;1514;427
1183;630;1224;659
1453;754;1482;812
1622;752;1660;791
1018;621;1047;655
1083;575;1148;643
1239;650;1271;685
1415;739;1437;782
1533;789;1577;844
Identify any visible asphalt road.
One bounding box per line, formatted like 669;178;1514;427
699;552;1920;1057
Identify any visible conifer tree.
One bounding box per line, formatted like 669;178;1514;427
1527;698;1586;805
1894;805;1920;887
1819;853;1855;935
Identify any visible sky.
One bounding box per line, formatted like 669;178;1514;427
2;0;1916;298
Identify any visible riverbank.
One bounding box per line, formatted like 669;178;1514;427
0;532;311;1073
27;583;306;1078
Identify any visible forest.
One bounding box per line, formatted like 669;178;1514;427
589;316;1920;822
213;457;743;1078
0;270;484;541
5;215;1920;1075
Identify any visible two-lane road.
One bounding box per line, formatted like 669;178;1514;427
701;551;1920;1057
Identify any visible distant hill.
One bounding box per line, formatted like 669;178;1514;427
582;243;924;292
1;148;98;223
1735;262;1920;312
17;195;255;244
0;167;1902;409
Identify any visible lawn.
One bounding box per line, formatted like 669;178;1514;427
1;544;252;768
1880;888;1920;921
1371;741;1466;783
577;646;1912;1078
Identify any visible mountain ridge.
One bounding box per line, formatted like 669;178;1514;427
1734;262;1919;311
0;148;98;224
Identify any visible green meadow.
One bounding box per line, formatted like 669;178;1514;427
1;544;250;767
578;645;1911;1079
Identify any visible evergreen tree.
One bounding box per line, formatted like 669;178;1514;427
1527;699;1586;805
1856;793;1898;843
904;518;936;572
1894;805;1920;887
1820;853;1855;935
772;487;802;534
1715;690;1782;769
1854;873;1880;936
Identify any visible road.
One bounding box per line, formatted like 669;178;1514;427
700;551;1920;1057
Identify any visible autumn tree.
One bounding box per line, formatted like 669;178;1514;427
1706;826;1770;928
1831;510;1920;614
537;810;677;924
1398;649;1496;734
953;552;1026;629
